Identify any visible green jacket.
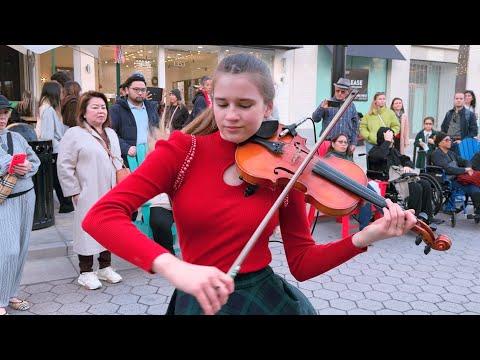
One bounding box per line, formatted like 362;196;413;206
413;129;438;168
360;107;400;145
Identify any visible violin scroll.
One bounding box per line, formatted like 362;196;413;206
412;219;451;255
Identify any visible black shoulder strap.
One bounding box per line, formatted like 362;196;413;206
7;132;13;155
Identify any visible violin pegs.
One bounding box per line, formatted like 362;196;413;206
429;224;437;232
424;245;431;255
417;212;428;223
415;236;422;246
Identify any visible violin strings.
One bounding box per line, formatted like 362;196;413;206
312;161;387;209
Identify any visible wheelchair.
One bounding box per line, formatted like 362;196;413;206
418;148;480;227
362;153;444;219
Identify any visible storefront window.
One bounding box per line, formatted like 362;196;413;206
99;45;159;102
98;46;116;98
164;45;274;110
220;46;275;70
164;46;219;111
98;45;275;108
38;46;73;88
408;60;456;135
346;56;388;116
1;45;21;100
122;45;159;86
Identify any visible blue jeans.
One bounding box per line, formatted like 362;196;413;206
358;184;382;230
445;179;480;212
365;141;374;154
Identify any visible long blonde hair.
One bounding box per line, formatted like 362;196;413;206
367;92;385;116
182;108;217;135
147;126;163;154
158;107;171;140
182;53;275;136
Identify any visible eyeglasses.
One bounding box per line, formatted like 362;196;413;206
443;138;452;142
130;87;147;93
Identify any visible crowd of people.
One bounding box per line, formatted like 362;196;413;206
1;52;480;315
0;67;216;314
312;79;480;224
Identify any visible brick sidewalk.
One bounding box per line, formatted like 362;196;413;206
13;211;480;315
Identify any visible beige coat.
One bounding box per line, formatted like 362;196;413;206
399;113;410;155
57;125;122;255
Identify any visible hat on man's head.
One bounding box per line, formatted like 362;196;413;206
124;73;147;88
333;77;351;90
0;95;14;110
170;88;182;101
131;71;145;79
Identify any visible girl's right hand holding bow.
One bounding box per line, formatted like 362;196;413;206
153;253;235;315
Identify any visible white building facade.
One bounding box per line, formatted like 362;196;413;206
6;44;479;139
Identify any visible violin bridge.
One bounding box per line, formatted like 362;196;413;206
291;144;303;164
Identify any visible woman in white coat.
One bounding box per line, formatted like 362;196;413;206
57;91;123;290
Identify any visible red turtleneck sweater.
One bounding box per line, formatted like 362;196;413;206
82;131;366;281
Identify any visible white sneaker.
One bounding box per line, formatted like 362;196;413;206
96;266;122;284
78;272;102;290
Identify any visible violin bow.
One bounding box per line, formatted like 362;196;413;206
227;89;360;279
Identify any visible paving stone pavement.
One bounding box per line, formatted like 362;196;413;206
9;207;480;315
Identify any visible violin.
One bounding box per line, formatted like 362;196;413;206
236;121;451;253
226;90;451;279
228;89;452;278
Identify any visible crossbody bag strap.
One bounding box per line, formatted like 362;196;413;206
7;132;13;155
166;106;179;131
170;106;179;122
377;114;386;127
90;129;125;170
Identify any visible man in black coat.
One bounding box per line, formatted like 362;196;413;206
110;74;159;166
441;93;478;153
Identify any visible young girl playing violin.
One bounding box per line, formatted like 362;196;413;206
82;53;417;315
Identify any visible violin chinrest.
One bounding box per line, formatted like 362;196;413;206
253;120;279;139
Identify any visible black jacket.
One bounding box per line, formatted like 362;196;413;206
430;148;470;176
164;104;190;130
441;107;478;140
110;98;159;156
413;129;438;168
368;127;414;176
472;152;480;171
189;91;208;122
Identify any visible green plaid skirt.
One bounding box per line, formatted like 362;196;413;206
166;266;316;315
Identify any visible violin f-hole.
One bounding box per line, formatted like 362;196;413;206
273;167;295;176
